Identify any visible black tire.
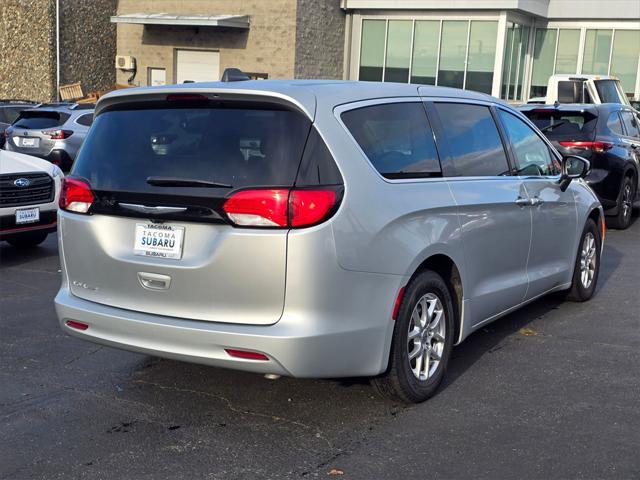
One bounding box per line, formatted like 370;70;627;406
372;270;455;403
608;175;635;230
5;230;49;248
566;219;601;302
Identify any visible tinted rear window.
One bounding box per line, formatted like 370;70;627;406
341;102;441;179
0;106;26;124
433;103;510;177
72;105;311;195
13;111;70;129
595;80;627;104
523;110;598;141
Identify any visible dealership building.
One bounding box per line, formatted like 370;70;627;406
342;0;640;101
2;0;639;103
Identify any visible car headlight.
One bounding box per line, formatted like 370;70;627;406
52;165;64;178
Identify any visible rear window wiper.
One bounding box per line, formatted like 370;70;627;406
146;176;232;188
540;120;566;132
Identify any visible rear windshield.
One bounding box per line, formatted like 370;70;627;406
522;110;598;141
72;105;311;195
0;106;27;124
594;80;629;105
13;111;70;129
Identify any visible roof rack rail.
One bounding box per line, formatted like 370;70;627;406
0;99;37;104
221;68;250;82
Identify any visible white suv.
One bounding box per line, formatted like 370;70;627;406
0;150;62;247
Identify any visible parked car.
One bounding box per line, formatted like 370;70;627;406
54;81;604;403
4;103;94;172
0;149;62;247
520;103;640;229
0;99;36;148
527;74;630;106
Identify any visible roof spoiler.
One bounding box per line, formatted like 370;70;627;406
221;68;251;82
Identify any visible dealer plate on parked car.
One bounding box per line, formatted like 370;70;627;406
133;223;184;259
15;207;40;224
20;137;38;147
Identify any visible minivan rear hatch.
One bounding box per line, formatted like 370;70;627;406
62;94;314;325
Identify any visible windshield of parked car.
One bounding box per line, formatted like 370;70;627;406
522;110;598;141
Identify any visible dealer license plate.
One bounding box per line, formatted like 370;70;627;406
133;223;184;260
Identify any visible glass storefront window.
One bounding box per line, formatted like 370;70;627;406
411;21;439;85
610;30;640;97
359;20;386;81
438;21;469;89
384;21;412;83
582;29;613;75
466;21;498;94
555;29;580;74
501;23;530;101
530;29;557;99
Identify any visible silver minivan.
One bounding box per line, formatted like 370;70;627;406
55;81;604;403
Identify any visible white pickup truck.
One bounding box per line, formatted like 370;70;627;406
528;74;631;106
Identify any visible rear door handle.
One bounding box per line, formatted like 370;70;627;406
138;272;171;291
515;197;531;207
530;197;544;206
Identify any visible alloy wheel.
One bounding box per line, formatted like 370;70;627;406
622;183;633;224
407;293;446;381
580;232;597;289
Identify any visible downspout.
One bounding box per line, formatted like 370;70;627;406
56;0;60;101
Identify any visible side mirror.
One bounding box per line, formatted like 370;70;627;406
559;155;590;191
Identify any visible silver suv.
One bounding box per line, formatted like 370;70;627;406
55;81;603;403
5;103;94;172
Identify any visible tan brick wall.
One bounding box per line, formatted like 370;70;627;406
116;0;298;86
59;0;117;94
295;0;345;79
0;0;56;102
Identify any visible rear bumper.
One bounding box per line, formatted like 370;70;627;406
54;283;396;378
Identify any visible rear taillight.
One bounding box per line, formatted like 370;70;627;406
223;188;340;228
43;129;73;140
289;190;337;227
59;178;94;214
559;141;613;153
223;189;290;227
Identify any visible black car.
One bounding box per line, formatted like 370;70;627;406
520;103;640;229
0;100;36;148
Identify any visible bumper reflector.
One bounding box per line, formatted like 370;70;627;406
66;320;89;331
225;349;269;361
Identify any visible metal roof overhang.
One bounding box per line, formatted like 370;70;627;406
110;13;250;29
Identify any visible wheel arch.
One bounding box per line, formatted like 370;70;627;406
408;254;464;347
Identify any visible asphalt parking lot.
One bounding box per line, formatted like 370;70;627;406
1;213;639;480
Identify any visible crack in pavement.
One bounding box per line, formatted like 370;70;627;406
64;346;104;366
134;379;335;450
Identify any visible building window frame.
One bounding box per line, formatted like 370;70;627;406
355;12;501;95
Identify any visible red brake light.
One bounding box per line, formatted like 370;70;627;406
290;190;337;227
166;94;209;102
60;178;94;214
223;188;339;228
223;189;289;227
225;349;269;361
43;129;73;140
558;141;613;153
